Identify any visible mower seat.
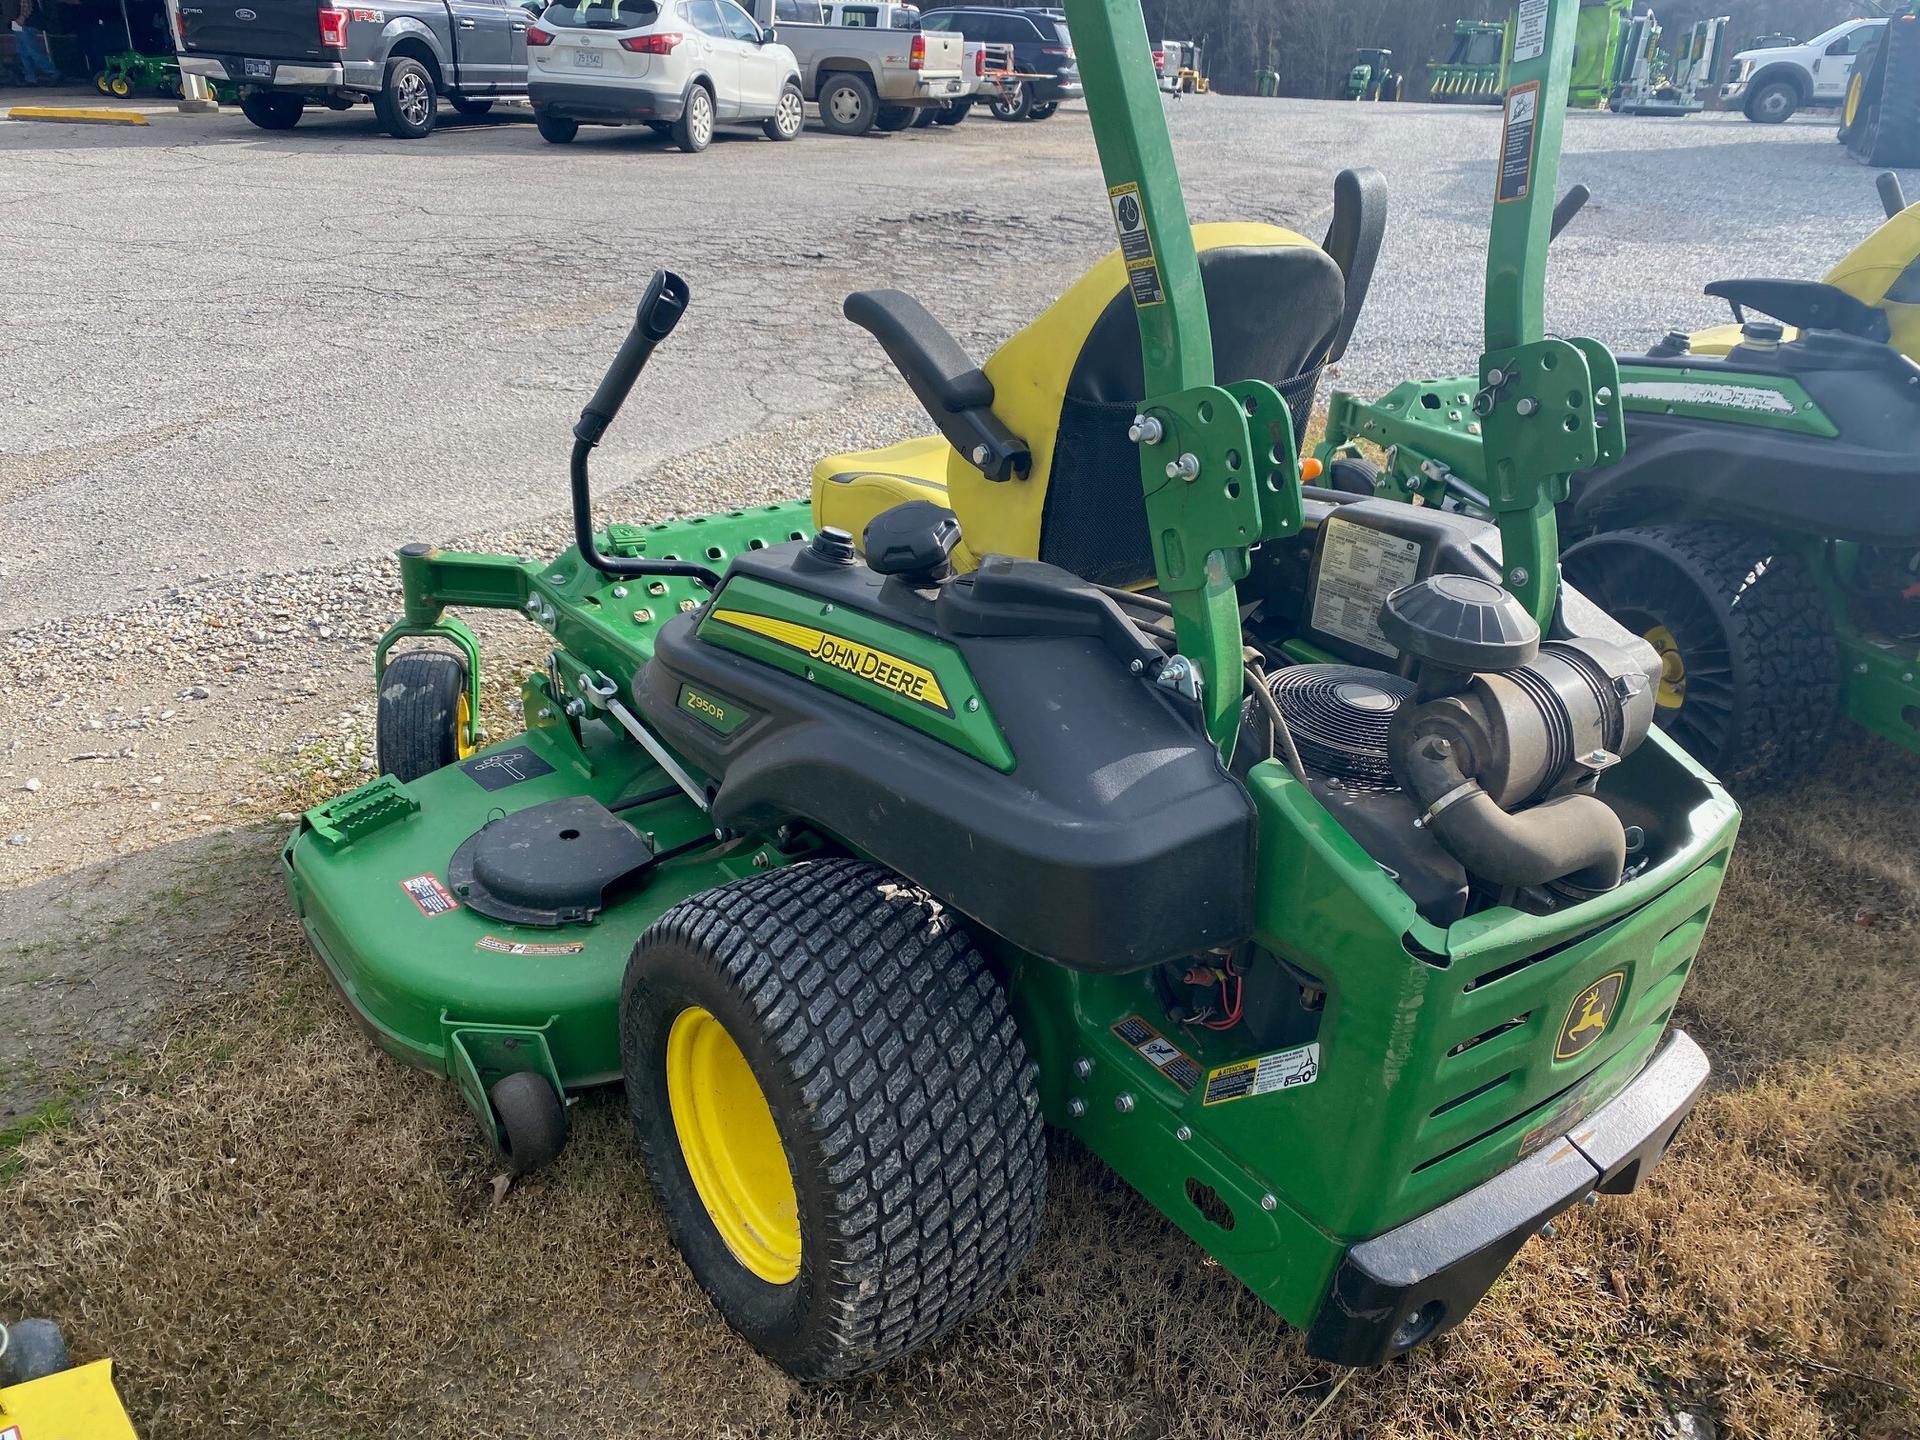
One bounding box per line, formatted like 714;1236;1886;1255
814;171;1381;588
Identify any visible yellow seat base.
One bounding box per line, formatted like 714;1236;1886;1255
810;435;980;571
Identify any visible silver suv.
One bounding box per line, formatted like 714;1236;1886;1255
529;0;805;150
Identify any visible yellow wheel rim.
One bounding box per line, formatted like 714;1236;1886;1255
1645;624;1687;710
666;1006;800;1285
1845;72;1863;129
455;690;476;760
110;76;130;95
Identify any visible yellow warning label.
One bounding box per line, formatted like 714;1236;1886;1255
709;609;951;713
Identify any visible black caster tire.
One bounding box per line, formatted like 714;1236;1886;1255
1324;456;1381;497
374;56;438;139
375;650;471;783
763;79;804;140
619;858;1047;1381
1562;522;1839;789
674;82;714;151
489;1071;568;1176
817;71;877;134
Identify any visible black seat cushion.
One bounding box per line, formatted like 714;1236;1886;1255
1039;243;1347;588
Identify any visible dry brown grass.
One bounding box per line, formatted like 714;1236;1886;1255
4;743;1918;1439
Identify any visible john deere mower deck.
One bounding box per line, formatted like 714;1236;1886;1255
287;0;1736;1378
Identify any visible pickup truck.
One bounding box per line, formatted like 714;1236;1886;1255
1722;16;1885;124
176;0;538;136
746;0;965;134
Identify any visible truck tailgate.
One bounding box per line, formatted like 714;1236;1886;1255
180;0;327;60
919;29;962;77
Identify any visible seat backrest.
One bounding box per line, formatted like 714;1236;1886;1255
945;222;1346;588
1823;203;1920;362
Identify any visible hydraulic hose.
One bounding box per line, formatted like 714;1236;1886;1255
1399;732;1625;892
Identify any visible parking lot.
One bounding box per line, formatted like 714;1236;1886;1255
4;94;1917;1439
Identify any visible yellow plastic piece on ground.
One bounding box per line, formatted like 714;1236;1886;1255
666;1005;801;1286
6;107;150;125
0;1359;139;1439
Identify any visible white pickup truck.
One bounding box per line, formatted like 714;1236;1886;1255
749;0;966;134
1722;17;1885;124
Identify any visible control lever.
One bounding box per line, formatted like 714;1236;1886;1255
569;270;721;585
1549;184;1590;243
1878;170;1908;220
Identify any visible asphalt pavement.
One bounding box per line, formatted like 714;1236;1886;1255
1;95;1887;631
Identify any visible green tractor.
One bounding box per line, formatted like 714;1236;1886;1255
1320;168;1920;791
1345;48;1400;101
286;0;1736;1378
1841;4;1920;167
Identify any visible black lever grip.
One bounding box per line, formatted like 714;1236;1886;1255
1549;184;1590;242
1878;170;1908;220
575;268;690;445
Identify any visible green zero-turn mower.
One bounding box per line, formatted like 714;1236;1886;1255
1321;166;1920;792
286;0;1738;1378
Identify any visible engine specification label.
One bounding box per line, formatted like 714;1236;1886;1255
1310;518;1422;658
1111;1015;1200;1092
1512;0;1548;62
1202;1043;1320;1106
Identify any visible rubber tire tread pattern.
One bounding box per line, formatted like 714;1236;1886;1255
489;1070;568;1176
1862;19;1920;167
375;650;466;783
623;858;1046;1380
374;57;437;139
1566;522;1838;788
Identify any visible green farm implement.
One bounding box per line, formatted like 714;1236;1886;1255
94;49;237;101
287;0;1735;1378
1321;169;1920;790
1430;2;1626;107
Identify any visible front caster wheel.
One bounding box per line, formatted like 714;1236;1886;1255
619;859;1047;1380
488;1070;568;1176
375;650;473;783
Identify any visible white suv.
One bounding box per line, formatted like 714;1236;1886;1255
529;0;805;151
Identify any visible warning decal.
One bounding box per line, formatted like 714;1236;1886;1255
1111;1014;1201;1092
1107;182;1167;308
1310;516;1423;658
1497;82;1539;204
400;872;458;917
476;935;585;957
1202;1042;1320;1106
1512;0;1547;62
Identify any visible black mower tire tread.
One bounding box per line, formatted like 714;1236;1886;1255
489;1070;569;1175
1565;522;1838;789
1325;456;1381;497
620;858;1046;1381
375;650;467;783
1862;19;1920;168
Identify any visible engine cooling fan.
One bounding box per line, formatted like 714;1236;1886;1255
1263;665;1416;791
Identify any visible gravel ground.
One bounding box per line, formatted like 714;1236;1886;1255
0;96;1888;887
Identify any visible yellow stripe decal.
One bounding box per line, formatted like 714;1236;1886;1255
709;609;950;713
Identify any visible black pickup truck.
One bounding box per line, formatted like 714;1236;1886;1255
177;0;537;136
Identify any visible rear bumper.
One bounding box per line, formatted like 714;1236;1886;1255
530;77;683;122
1033;75;1082;101
179;54;348;89
1305;1028;1710;1366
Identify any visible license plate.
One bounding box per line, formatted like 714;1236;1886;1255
243;57;270;77
572;47;602;67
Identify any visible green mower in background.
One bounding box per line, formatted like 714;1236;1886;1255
286;0;1737;1378
1321;168;1920;792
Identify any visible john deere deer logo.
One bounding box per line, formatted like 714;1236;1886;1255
1555;971;1625;1061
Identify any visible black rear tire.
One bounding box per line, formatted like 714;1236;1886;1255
619;858;1047;1381
933;97;972;125
1855;19;1920;167
874;104;915;131
239;91;303;130
989;79;1031;120
674;81;714;151
488;1071;569;1175
1028;100;1058;119
1561;523;1838;789
816;71;877;135
536;112;578;143
910;104;938;127
374;56;438;138
763;79;804;139
1325;456;1382;497
375;650;470;783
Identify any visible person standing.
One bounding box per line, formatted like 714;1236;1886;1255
11;0;60;83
